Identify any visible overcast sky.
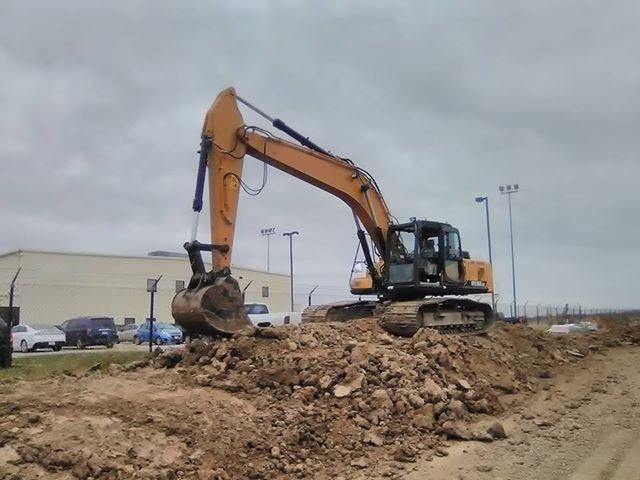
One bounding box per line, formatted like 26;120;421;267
1;1;639;311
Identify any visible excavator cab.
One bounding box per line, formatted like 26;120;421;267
383;220;490;300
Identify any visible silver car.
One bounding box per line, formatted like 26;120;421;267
117;324;139;343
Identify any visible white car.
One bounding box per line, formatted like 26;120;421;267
244;303;302;328
12;324;66;353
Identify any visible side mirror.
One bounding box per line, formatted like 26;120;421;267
461;251;470;259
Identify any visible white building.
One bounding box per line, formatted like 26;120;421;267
0;250;290;326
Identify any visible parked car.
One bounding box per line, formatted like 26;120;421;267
58;316;117;349
244;303;302;327
117;323;139;343
0;315;11;368
135;322;183;345
11;324;66;352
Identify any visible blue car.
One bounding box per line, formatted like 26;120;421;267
134;322;183;345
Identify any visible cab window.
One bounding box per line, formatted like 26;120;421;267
446;232;461;259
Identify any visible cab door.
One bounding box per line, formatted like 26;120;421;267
443;230;464;284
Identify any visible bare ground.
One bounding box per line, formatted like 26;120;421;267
406;346;640;480
0;317;639;480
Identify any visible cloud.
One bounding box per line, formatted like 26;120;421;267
1;0;638;310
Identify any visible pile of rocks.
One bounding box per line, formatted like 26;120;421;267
141;317;636;478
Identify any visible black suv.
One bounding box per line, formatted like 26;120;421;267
0;315;11;368
59;316;117;349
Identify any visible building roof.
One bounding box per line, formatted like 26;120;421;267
0;249;288;277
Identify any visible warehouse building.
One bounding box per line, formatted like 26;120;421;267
0;250;290;327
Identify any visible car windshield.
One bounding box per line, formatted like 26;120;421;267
31;324;59;331
155;323;174;329
244;304;269;314
91;318;115;328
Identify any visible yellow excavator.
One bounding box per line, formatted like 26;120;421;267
171;88;494;337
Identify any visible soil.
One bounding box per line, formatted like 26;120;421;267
0;316;639;480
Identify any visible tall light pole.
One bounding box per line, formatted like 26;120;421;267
474;196;495;312
499;183;519;318
282;231;299;311
261;227;276;272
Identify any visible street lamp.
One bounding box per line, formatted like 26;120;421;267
282;231;299;311
261;227;276;272
499;183;520;318
474;196;495;312
146;275;162;353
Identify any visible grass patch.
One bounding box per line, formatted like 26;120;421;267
0;351;146;382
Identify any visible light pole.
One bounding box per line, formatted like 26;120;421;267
282;231;299;311
475;196;495;312
499;183;519;318
261;227;276;272
146;275;162;353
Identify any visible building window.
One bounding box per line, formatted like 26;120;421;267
261;286;269;298
175;280;185;292
124;317;136;325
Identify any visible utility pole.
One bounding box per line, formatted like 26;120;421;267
475;196;495;312
261;227;276;272
499;184;520;318
282;231;299;311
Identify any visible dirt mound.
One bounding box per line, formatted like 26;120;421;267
143;317;639;478
2;317;639;480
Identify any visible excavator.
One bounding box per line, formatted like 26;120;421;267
171;88;494;337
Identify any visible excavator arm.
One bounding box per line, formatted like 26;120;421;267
172;88;396;335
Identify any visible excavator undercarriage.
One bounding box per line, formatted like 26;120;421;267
301;298;493;337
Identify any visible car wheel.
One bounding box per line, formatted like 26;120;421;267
155;337;163;346
53;345;62;352
133;336;141;345
77;338;86;350
106;342;114;349
20;340;29;353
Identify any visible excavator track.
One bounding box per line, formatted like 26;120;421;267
302;300;377;323
377;298;493;337
303;297;492;337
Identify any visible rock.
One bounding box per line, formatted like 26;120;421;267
197;356;211;365
298;334;318;348
233;326;257;338
27;414;41;424
363;431;384;446
533;418;553;427
270;446;281;458
412;404;435;431
318;375;333;390
566;349;584;358
476;465;493;472
287;342;299;351
491;376;516;394
334;369;365;398
446;399;467;418
441;421;471;440
471;430;494;442
487;421;507;439
155;351;183;368
393;444;418;462
421;378;446;402
256;328;288;340
408;392;425;409
457;379;472;391
350;457;369;469
194;374;212;387
87;361;102;372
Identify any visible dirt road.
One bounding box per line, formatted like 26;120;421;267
407;346;640;480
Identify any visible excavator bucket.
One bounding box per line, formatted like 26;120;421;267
171;275;251;336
